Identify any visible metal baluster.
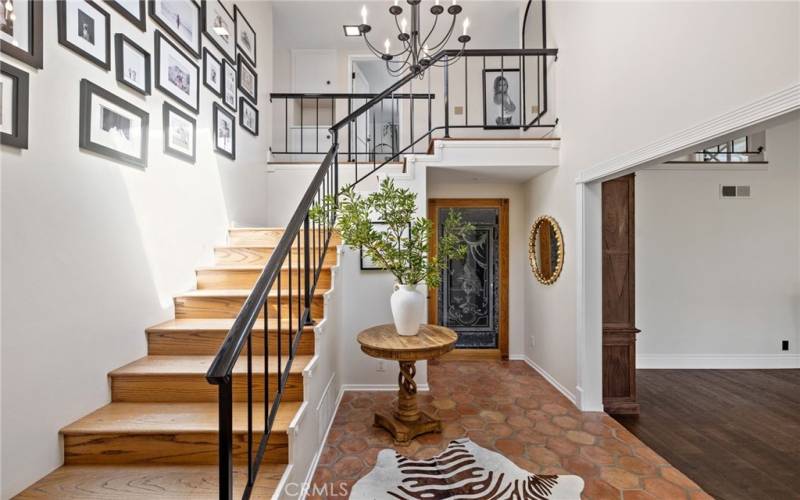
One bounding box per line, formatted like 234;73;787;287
300;97;304;153
288;234;293;357
277;270;282;395
284;98;288;154
500;55;505;126
303;215;312;325
465;55;469;125
246;331;253;486
316;98;320;154
410;79;415;153
427;73;432;138
218;382;233;500
520;55;526;127
444;55;450;138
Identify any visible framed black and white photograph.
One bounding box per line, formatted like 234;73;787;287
233;5;255;67
148;0;200;58
0;0;43;68
239;97;257;135
115;34;150;95
155;30;199;113
202;0;235;62
213;102;234;159
237;54;256;103
482;68;521;128
202;47;222;97
0;63;30;149
222;58;236;111
79;78;149;168
105;0;145;31
360;221;411;270
163;101;195;163
57;0;111;70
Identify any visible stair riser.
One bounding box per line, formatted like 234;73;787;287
147;330;315;356
197;268;331;290
63;432;287;465
111;373;303;403
215;247;338;266
229;229;341;247
175;295;324;319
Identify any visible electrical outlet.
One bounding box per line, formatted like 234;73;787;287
782;340;789;351
377;360;386;372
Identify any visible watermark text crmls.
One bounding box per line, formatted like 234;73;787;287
283;481;350;498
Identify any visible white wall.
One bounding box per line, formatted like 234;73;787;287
0;1;273;496
635;119;800;367
524;1;799;405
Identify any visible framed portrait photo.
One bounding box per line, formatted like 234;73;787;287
213;102;234;159
202;0;235;62
0;0;43;69
0;63;30;149
482;68;521;129
57;0;111;70
115;33;150;95
79;78;149;168
233;5;254;67
202;47;222;97
155;30;199;113
105;0;145;31
163;101;195;163
237;54;256;103
239;97;257;136
222;58;236;111
148;0;201;58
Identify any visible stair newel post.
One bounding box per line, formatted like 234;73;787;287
444;54;451;138
333;130;339;203
303;215;313;325
218;381;234;500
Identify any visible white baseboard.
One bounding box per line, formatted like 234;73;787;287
340;383;430;392
509;354;577;406
638;353;800;369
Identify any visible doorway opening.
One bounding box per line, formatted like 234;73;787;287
349;56;401;162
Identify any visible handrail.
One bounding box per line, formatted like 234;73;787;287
270;92;435;99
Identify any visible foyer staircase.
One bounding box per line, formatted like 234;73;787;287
16;227;339;499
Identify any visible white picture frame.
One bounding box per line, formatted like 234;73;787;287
155;30;199;113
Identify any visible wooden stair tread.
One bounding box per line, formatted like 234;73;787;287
110;355;311;376
147;318;314;333
15;464;285;499
61;402;300;434
196;264;332;271
176;288;326;298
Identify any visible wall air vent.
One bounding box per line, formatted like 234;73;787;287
720;185;751;198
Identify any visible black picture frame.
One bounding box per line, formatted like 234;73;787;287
202;47;222;97
79;78;149;168
239;97;257;136
0;63;30;149
154;30;199;114
115;33;151;95
57;0;111;71
222;58;237;111
148;0;201;58
237;54;257;104
0;0;44;69
234;5;255;67
163;101;196;163
105;0;146;31
482;68;522;129
360;221;411;270
202;0;235;62
213;102;235;160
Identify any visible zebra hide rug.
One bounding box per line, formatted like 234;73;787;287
350;438;584;499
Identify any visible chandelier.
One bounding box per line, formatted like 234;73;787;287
351;0;471;77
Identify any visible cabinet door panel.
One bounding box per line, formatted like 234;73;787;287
292;50;337;94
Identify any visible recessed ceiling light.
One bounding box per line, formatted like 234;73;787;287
343;25;361;37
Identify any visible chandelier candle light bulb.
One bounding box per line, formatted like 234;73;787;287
463;17;469;36
385;38;391;53
361;5;368;24
401;17;408;33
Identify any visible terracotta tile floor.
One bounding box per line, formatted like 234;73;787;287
311;360;711;499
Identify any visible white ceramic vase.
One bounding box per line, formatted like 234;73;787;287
390;284;425;336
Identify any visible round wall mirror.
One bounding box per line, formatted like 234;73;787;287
528;215;564;285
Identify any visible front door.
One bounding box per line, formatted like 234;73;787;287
428;199;509;359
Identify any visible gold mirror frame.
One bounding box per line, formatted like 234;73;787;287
528;215;564;285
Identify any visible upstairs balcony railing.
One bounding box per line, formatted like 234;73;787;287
206;46;557;500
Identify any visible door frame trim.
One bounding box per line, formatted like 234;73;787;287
427;198;509;359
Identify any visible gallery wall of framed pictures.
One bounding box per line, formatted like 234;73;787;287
0;0;261;165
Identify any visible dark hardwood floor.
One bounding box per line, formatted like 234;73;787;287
613;369;800;500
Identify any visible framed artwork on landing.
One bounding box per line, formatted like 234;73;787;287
148;0;201;58
222;58;236;111
154;30;199;113
163;101;196;163
115;33;151;95
0;0;44;69
237;54;256;104
202;0;235;62
482;68;521;129
213;102;235;160
0;62;30;149
234;5;255;67
57;0;111;70
239;97;257;136
79;78;149;168
202;47;222;97
105;0;145;31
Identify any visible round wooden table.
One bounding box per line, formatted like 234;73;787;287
357;323;457;444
